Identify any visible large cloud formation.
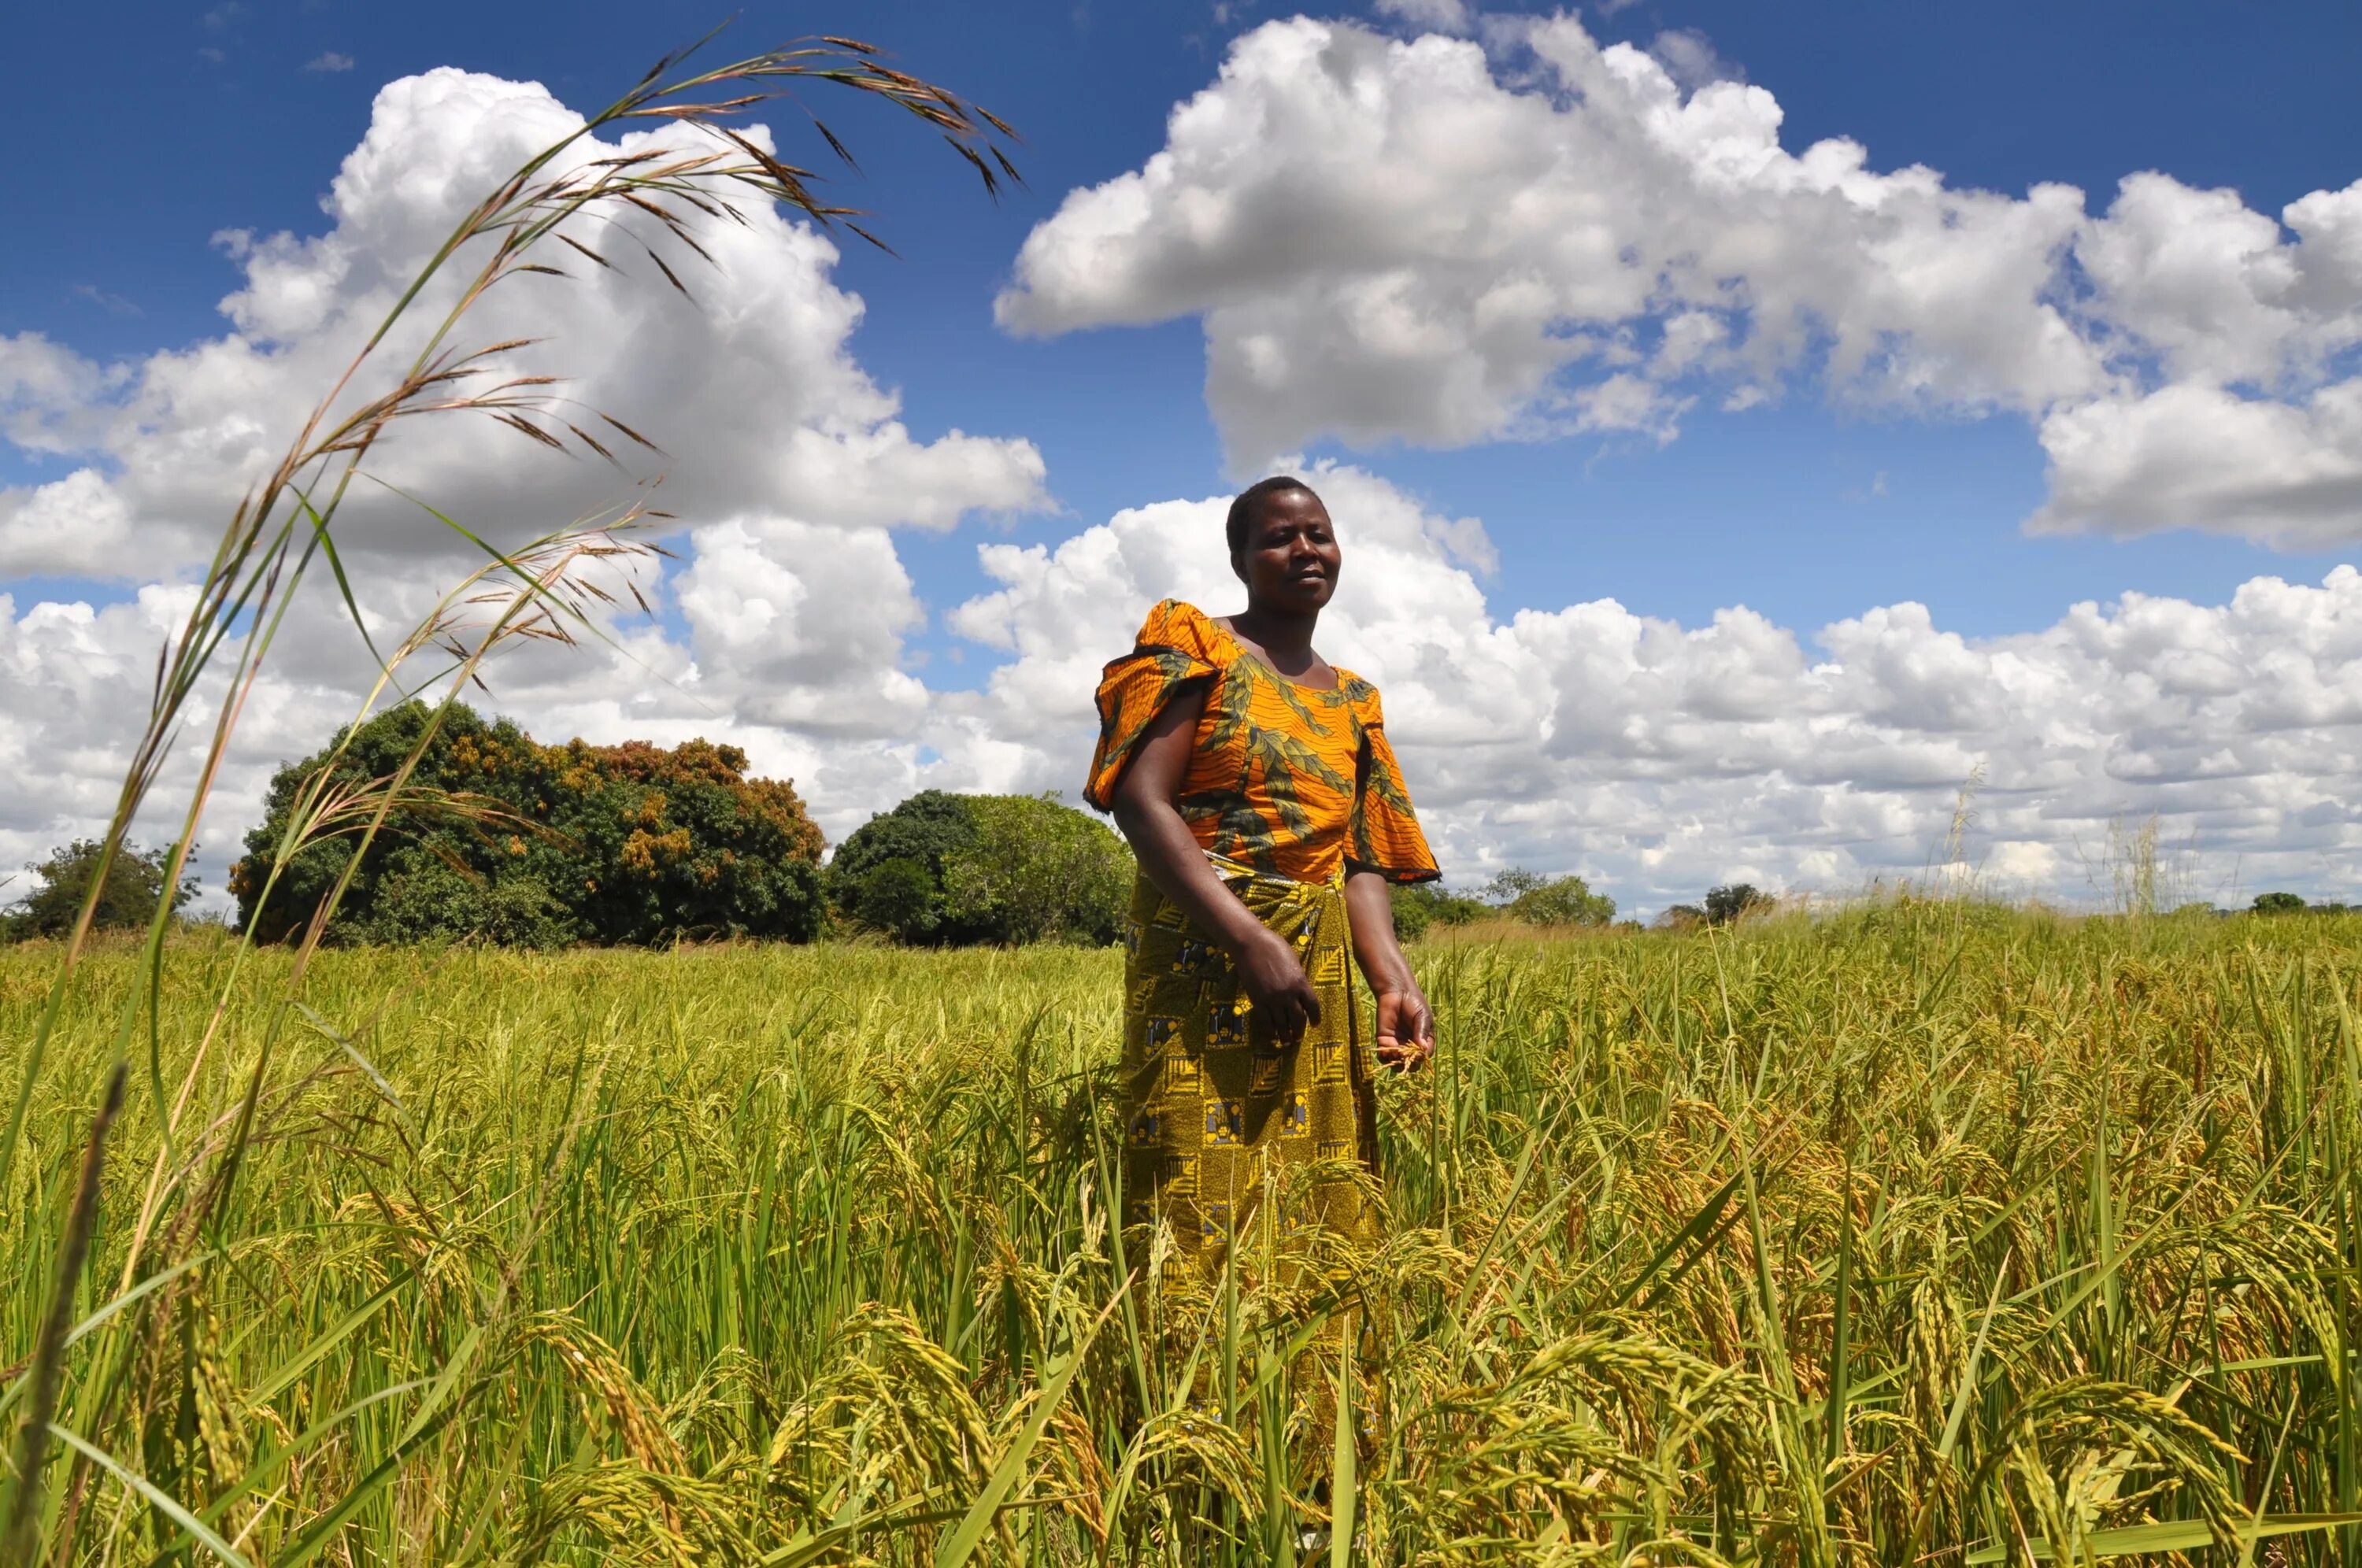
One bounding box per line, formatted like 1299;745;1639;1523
941;464;2362;910
0;68;1047;581
12;457;2361;917
4;58;2360;919
0;67;1045;895
996;16;2362;545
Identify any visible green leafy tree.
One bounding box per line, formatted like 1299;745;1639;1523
1389;882;1486;941
943;794;1132;945
231;701;826;946
1654;904;1706;932
1477;867;1614;928
1507;875;1615;928
1705;883;1772;926
1482;868;1548;904
2252;890;2308;915
5;840;199;941
828;790;985;944
832;791;1131;945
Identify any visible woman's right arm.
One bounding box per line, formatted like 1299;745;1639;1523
1109;684;1325;1043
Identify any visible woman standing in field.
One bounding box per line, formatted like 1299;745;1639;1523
1086;476;1439;1283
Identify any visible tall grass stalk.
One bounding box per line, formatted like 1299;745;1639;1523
0;28;1018;1563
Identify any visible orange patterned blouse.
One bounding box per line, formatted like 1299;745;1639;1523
1084;600;1439;886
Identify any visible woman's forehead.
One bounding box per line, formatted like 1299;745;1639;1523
1252;492;1331;532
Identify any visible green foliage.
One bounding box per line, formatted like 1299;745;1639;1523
831;790;1131;945
2253;890;2308;915
830;790;987;942
230;701;826;946
1705;882;1772;925
1470;867;1615;928
942;793;1132;945
3;839;198;941
1505;874;1614;928
1479;867;1546;904
1655;903;1707;932
1388;881;1485;941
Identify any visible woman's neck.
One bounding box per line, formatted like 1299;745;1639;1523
1227;605;1317;656
1224;605;1328;684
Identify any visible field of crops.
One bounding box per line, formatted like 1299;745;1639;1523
6;902;2362;1564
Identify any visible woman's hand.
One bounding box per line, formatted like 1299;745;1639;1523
1344;869;1437;1073
1372;982;1435;1072
1235;926;1323;1044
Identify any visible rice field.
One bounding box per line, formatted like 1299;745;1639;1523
6;900;2362;1565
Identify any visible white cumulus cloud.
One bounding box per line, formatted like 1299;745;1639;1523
7;56;2362;923
997;15;2362;545
0;67;1046;582
929;465;2362;912
7;462;2361;916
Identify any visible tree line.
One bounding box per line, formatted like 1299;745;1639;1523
3;703;1132;949
23;702;2334;949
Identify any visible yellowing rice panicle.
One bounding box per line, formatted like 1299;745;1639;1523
6;903;2362;1563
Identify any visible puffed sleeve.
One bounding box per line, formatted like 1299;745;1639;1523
1344;680;1440;882
1083;600;1227;811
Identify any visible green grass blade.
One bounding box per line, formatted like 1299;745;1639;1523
46;1422;254;1568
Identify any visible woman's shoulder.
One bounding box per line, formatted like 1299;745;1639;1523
1332;665;1385;721
1130;598;1236;666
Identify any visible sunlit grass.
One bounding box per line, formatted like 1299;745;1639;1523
8;901;2362;1562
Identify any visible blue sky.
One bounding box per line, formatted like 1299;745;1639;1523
12;0;2359;639
7;0;2362;912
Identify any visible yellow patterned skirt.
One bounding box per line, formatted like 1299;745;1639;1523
1120;855;1380;1288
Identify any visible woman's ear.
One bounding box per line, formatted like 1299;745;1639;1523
1230;550;1248;585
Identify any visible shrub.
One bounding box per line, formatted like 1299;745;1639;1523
831;790;1131;945
2252;890;2307;915
4;839;199;941
1654;904;1707;932
230;701;826;946
829;790;987;944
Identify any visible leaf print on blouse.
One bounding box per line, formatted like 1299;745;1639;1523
1086;600;1438;886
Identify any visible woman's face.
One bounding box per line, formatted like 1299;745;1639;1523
1234;489;1342;614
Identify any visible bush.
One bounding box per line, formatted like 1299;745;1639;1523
831;790;1131;945
5;839;199;941
2252;891;2307;915
1654;904;1706;933
230;701;827;946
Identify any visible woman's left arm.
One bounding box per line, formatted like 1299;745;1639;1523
1345;869;1436;1071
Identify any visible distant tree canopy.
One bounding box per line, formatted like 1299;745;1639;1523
4;840;199;941
1388;868;1612;941
1484;867;1616;928
2249;891;2353;915
1388;882;1484;941
831;790;1131;945
231;702;826;946
1705;883;1772;926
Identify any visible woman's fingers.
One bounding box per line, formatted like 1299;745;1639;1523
1374;991;1436;1071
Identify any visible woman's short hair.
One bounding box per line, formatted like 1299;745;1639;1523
1225;475;1316;557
